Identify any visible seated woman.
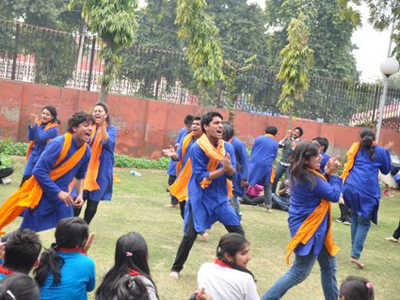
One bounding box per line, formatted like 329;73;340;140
196;233;259;300
243;182;290;212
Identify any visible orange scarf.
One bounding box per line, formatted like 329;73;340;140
0;133;87;235
25;121;59;162
285;169;339;265
176;133;194;175
265;134;276;183
196;134;233;198
83;124;107;191
341;141;378;183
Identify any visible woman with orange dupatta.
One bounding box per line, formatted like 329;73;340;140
22;105;60;185
262;142;342;300
342;128;392;269
74;103;117;225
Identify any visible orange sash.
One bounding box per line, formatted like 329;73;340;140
341;141;377;183
265;134;276;183
83;124;107;191
285;169;339;265
196;134;233;198
176;133;194;175
0;133;87;235
25;121;59;162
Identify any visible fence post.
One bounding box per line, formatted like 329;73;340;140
11;23;21;80
87;36;96;91
154;54;163;100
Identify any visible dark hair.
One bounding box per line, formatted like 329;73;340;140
42;105;60;125
216;233;254;280
184;115;195;126
96;232;158;300
0;273;40;300
201;111;223;132
290;141;320;189
294;127;303;137
265;126;278;136
34;218;89;287
313;137;329;153
359;128;376;161
222;121;234;141
67;111;95;133
4;229;41;274
93;102;111;123
339;276;374;300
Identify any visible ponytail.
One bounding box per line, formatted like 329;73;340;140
359;128;376;161
34;243;64;287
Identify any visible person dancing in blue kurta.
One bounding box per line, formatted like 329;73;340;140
341;128;392;269
0;112;94;233
222;121;249;219
74;103;117;225
22;105;60;185
262;142;342;300
169;112;245;280
248;126;279;213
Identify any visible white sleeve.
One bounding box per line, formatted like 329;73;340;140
245;276;260;300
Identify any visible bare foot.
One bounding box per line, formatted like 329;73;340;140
385;236;398;242
200;232;210;242
169;271;179;280
350;257;365;269
267;208;273;213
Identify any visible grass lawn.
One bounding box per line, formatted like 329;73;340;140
1;156;399;300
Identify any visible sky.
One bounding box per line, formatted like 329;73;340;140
139;0;393;83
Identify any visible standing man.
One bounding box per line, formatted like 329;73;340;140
248;126;279;213
169;112;244;279
0;112;94;233
166;115;194;207
271;127;303;194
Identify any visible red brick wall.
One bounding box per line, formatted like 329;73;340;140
0;79;399;157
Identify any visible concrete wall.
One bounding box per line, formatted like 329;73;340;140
0;79;399;157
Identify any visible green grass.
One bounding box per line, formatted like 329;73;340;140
1;156;399;299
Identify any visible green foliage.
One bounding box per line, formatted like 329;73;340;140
0;140;28;156
114;153;169;170
0;155;14;169
277;14;314;113
175;0;224;93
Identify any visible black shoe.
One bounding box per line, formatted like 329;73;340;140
335;217;343;224
343;217;351;225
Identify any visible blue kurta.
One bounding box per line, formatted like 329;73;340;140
320;152;330;173
248;135;278;186
83;124;117;202
40;251;95;300
231;137;249;197
24;123;59;176
289;175;342;256
167;128;188;176
343;146;391;224
20;135;91;232
174;136;196;176
184;141;240;233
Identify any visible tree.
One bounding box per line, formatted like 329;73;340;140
276;13;314;125
175;0;224;104
70;0;138;103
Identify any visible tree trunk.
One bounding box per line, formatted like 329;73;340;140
99;85;109;103
288;107;293;129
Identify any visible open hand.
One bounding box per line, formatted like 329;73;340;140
385;141;394;151
324;156;342;176
58;191;74;207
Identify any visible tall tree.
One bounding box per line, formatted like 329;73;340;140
276;13;314;124
70;0;138;103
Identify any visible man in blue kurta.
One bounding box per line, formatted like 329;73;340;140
248;126;279;213
169;112;244;279
166;115;194;207
20;112;94;232
222;121;249;218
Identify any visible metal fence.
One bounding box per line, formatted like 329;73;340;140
0;19;399;130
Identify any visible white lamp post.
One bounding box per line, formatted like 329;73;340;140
376;57;400;143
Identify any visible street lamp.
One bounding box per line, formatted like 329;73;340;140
376;57;400;143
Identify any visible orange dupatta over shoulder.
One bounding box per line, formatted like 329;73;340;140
25;121;59;161
84;124;107;191
285;169;339;265
196;134;233;198
265;134;276;183
0;133;87;235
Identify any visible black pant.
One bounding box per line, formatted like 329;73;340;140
171;209;245;272
339;203;351;220
393;220;400;240
0;168;13;180
73;198;99;225
168;175;179;205
179;201;186;219
272;163;290;193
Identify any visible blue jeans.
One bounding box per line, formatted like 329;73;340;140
229;194;242;219
262;247;338;300
350;210;371;259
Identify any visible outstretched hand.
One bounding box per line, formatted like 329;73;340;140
324;156;342;176
83;232;96;255
162;146;177;157
385;141;394;151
